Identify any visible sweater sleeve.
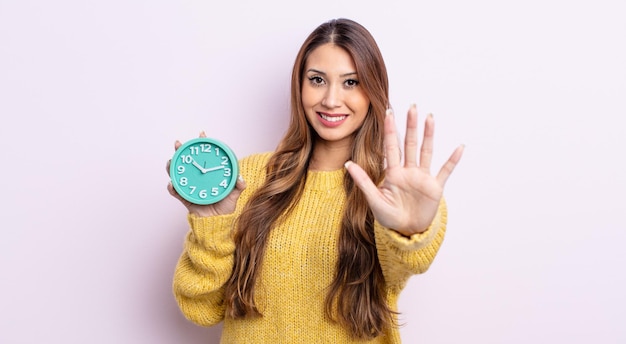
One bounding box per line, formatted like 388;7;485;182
172;213;236;326
375;197;448;289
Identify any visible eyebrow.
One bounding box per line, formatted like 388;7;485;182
306;68;358;77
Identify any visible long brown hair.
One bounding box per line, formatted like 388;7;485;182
224;18;393;339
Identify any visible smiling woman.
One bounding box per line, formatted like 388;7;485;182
167;18;464;343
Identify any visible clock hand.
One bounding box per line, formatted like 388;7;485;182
191;159;209;173
204;165;225;172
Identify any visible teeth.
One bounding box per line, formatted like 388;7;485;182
320;113;347;122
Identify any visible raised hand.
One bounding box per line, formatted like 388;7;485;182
166;131;246;217
344;105;464;236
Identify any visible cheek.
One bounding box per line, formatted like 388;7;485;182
300;85;317;108
300;88;318;122
352;93;370;114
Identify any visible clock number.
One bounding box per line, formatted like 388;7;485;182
219;179;228;188
189;147;199;155
201;144;211;153
211;187;219;196
215;147;220;156
199;190;208;198
181;155;192;164
189;186;196;194
179;177;188;186
177;166;185;174
223;168;231;177
221;156;229;165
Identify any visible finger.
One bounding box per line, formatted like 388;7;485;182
420;113;435;171
167;182;193;208
383;109;401;168
174;140;182;150
167;182;179;198
344;161;381;204
166;159;171;175
436;144;465;186
404;104;419;167
235;174;247;191
199;131;207;138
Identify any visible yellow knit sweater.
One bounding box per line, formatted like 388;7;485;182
173;152;447;343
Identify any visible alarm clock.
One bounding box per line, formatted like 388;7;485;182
170;137;239;205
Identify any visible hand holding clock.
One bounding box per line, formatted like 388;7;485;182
167;132;246;217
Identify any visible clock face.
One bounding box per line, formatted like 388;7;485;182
170;137;239;205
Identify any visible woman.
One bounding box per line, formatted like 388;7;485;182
168;18;464;343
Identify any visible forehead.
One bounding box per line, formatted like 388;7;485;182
305;43;356;73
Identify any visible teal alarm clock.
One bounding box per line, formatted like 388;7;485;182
170;137;239;205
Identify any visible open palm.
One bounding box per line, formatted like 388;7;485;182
345;105;464;236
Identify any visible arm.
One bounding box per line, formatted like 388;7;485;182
375;198;447;289
167;143;271;326
345;105;461;287
172;214;236;326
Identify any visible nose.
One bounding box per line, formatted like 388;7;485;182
321;85;341;108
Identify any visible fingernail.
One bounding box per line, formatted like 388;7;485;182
344;161;353;169
385;109;393;116
238;174;245;183
410;103;417;109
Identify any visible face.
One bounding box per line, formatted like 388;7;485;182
301;43;370;147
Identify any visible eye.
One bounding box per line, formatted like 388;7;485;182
344;79;359;88
308;76;325;86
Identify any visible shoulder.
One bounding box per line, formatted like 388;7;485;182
238;152;273;187
239;152;273;171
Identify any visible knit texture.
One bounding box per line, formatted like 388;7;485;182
173;152;447;343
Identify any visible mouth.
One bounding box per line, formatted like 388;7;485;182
319;113;347;122
318;112;348;126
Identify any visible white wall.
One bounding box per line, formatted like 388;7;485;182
1;1;624;343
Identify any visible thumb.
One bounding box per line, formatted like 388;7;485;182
344;161;380;203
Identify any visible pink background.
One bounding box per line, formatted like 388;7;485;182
1;1;624;343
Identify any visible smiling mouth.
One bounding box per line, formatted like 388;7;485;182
319;113;347;122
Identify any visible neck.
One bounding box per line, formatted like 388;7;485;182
309;139;352;171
